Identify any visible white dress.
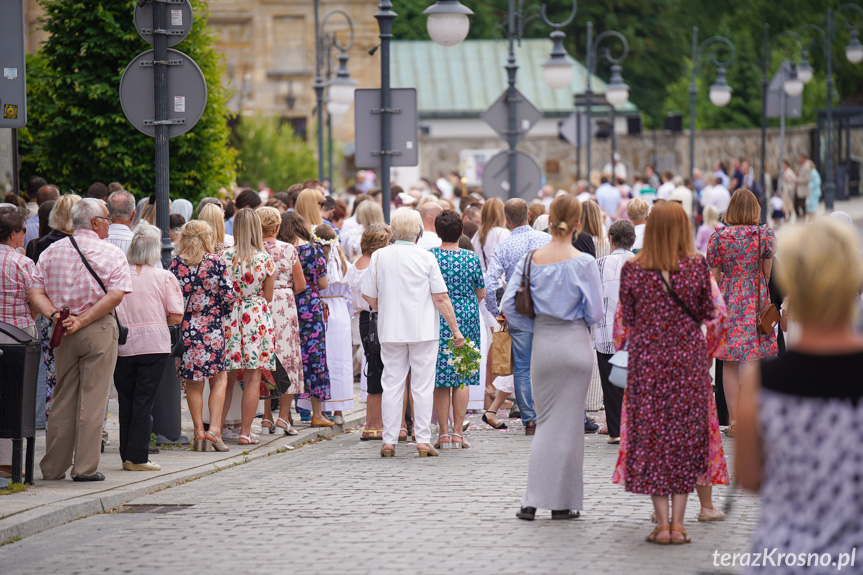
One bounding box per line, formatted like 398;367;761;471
298;249;354;413
346;262;370;401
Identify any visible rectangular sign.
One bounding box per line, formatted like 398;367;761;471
354;88;418;169
0;0;27;128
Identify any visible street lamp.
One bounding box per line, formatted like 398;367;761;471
790;4;863;210
375;0;472;221
689;26;735;184
581;22;630;182
314;3;355;184
783;62;805;97
542;30;574;90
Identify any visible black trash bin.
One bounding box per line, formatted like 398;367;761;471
0;321;42;485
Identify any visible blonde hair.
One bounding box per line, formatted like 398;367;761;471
314;223;348;275
256;206;282;237
140;203;157;225
360;224;392;256
391;207;422;241
636;201;693;271
48;194;82;232
528;200;546;226
176;220;215;265
548;195;582;238
232;207;264;264
776;219;863;328
627;197;649;222
356;200;385;228
703;204;720;229
295;189;324;227
479;198;505;247
580;200;604;241
198;203;226;244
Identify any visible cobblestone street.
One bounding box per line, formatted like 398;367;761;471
2;413;759;574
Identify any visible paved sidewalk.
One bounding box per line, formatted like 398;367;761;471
0;391;366;544
1;410;760;574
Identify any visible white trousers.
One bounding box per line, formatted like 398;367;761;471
380;341;437;445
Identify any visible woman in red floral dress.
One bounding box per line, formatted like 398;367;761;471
707;189;776;437
613;202;714;545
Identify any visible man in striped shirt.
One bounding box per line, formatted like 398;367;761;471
105;190;136;255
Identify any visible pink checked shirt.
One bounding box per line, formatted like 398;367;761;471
31;229;132;315
0;244;36;329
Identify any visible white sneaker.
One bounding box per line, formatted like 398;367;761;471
123;460;162;471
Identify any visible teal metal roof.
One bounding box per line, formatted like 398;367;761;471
391;39;639;118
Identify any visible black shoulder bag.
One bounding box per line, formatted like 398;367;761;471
68;236;128;345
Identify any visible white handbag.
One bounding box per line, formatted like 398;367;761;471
608;349;628;388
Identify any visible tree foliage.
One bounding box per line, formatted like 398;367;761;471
233;116;318;192
19;0;236;204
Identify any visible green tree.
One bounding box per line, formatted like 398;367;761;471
233;116;318;192
19;0;235;204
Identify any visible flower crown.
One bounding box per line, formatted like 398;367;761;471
311;228;339;247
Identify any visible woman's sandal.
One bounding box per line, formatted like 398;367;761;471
482;410;508;430
452;433;470;449
261;419;275;434
380;445;395;457
398;428;409;443
645;525;671;545
669;525;692;544
434;434;451;449
275;417;299;436
361;429;383;441
204;431;230;452
417;445;440;457
238;434;259;445
193;430;211;452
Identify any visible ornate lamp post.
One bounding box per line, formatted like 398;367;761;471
688;27;735;184
314;3;355;184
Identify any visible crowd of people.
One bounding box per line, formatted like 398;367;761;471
1;161;861;563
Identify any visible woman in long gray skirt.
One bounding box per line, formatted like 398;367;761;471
501;195;603;520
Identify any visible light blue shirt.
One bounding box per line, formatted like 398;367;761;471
484;225;551;317
224;216;234;236
500;253;603;333
24;214;40;248
595;183;620;217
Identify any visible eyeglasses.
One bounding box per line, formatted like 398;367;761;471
15;228;26;234
93;216;113;224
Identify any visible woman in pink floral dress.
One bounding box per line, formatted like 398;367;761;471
222;208;276;445
258;207;306;436
707;189;776;437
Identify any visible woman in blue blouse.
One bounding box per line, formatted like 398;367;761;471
502;194;603;521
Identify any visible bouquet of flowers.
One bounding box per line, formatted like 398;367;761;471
445;337;482;388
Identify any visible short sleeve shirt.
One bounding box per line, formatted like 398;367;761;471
362;242;447;343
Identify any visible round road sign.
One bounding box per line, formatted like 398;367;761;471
119;48;208;139
481;150;543;201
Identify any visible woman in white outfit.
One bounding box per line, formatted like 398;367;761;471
362;208;465;458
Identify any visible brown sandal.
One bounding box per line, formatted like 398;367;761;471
670;525;692;544
645;525;671;545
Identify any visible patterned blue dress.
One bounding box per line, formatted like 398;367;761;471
295;243;331;401
430;248;485;388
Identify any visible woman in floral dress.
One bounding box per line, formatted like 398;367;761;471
612;202;714;545
222;208;276;445
278;212;333;428
169;220;235;451
430;211;485;449
707;188;776;437
258;207;306;436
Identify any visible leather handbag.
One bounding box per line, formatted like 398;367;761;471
756;225;780;336
608;347;628;388
69;237;128;345
514;250;537;319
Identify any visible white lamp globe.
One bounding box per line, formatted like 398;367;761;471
783;76;804;98
709;84;732;107
847;42;863;64
426;13;470;47
327;101;350;117
328;81;356;107
542;62;573;90
605;84;629;107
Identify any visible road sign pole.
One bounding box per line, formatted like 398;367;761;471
585;22;593;185
505;0;518;200
375;0;396;222
152;1;172;270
